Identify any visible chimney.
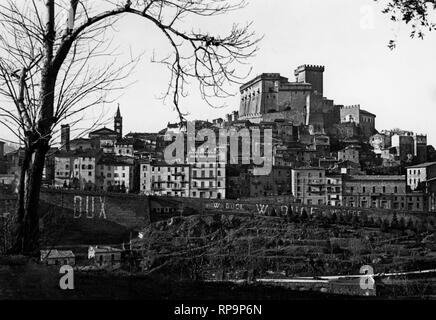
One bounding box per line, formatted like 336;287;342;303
226;114;233;123
61;124;70;151
233;111;239;121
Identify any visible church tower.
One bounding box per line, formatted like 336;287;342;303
114;104;123;139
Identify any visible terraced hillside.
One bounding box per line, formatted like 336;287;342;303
132;213;436;283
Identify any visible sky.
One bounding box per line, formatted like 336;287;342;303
1;0;436;145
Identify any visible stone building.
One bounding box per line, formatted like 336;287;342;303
96;155;134;192
338;146;360;164
238;65;342;134
40;250;75;266
339;105;376;138
88;246;122;268
248;166;291;197
140;161;191;197
114;139;134;157
406;162;436;191
89;127;119;153
54;149;102;190
325;174;343;206
391;134;414;163
291;167;326;205
341;175;424;211
190;161;226;199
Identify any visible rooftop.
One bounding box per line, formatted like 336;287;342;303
89;246;123;254
98;155;133;166
55;149;101;158
40;250;75;260
89;127;117;136
406;162;436;169
345;175;405;181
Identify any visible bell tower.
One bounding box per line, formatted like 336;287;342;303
114;104;123;139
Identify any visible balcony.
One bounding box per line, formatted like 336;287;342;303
308;180;324;186
197;186;212;191
172;187;185;192
172;172;185;177
192;176;213;180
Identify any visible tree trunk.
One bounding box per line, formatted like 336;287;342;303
22;141;50;255
8;146;33;254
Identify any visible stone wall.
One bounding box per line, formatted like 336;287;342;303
40;188;150;229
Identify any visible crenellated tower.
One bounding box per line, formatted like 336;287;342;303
294;64;325;96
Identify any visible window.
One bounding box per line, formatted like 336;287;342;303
107;173;112;178
372;187;376;193
362;187;366;193
382;186;386;193
395;186;398;193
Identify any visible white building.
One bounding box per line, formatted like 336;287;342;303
96;155;134;192
190;161;226;199
140;161;190;197
406;162;436;191
54;150;101;189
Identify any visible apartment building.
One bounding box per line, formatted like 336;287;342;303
190;161;226;199
325;174;343;206
54;150;102;189
291;167;326;205
96;155;134;192
140;161;190;197
406;162;436;191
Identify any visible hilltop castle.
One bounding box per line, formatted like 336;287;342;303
238;65;376;138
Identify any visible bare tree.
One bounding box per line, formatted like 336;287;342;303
376;0;436;49
0;0;259;255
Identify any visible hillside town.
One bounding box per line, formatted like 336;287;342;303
1;64;436;214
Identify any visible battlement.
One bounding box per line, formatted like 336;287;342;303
342;105;361;110
295;64;325;73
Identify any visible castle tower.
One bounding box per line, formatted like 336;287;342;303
114;104;123;139
61;124;70;151
294;65;325;96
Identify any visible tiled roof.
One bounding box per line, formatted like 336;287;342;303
406;162;436;169
40;250;75;259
